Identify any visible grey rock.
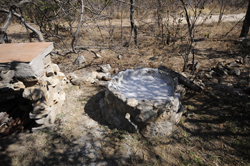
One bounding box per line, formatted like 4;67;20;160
0;70;15;84
244;55;250;63
205;73;212;79
99;81;109;87
31;124;54;132
74;56;86;66
14;43;54;80
22;86;46;101
215;62;228;77
209;70;216;76
117;54;122;60
229;68;241;76
225;62;241;68
14;63;38;81
235;57;244;64
71;77;87;85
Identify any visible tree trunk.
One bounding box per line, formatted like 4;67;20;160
130;0;138;45
121;1;123;45
240;0;250;37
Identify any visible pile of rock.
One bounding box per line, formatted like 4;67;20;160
67;63;113;87
191;56;250;98
25;63;67;131
197;56;250;80
0;59;67;133
0;43;67;134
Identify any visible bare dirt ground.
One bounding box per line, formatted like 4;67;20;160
0;14;250;166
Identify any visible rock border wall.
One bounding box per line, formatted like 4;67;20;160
0;54;67;134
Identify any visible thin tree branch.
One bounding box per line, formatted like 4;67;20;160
71;0;84;52
0;9;44;42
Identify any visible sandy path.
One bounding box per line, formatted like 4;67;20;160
5;13;246;34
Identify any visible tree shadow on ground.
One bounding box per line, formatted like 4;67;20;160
84;90;109;126
0;124;131;166
180;87;250;163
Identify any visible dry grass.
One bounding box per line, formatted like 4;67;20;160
0;12;250;166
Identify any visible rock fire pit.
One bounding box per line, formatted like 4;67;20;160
0;43;67;136
100;68;184;138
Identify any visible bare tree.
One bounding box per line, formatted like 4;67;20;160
217;0;228;25
179;0;207;72
0;0;114;57
240;0;250;37
129;0;138;45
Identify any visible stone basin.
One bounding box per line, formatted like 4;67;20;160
100;68;184;138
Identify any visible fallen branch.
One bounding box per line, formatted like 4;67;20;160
159;66;203;92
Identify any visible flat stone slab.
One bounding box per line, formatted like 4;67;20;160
0;42;53;80
0;42;53;63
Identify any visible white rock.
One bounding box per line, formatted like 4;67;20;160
13;81;25;90
67;73;78;80
51;64;60;73
46;77;59;87
46;65;54;77
57;72;65;80
59;91;66;101
91;78;99;84
96;53;102;58
100;64;111;73
126;98;138;107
